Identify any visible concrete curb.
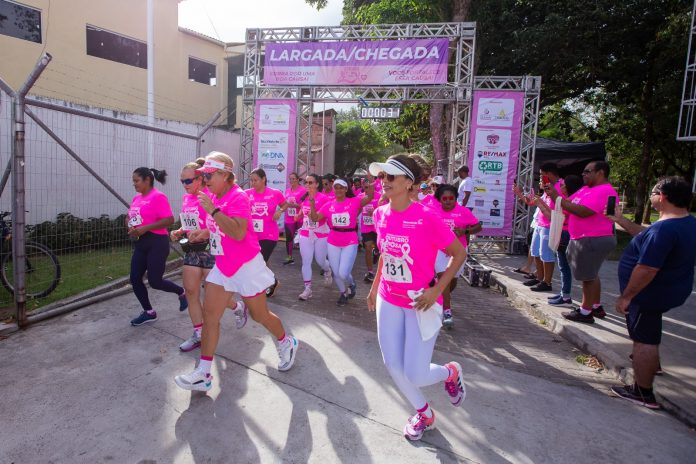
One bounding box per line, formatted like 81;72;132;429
489;271;696;428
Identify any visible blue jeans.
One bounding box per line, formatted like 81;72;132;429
556;230;572;298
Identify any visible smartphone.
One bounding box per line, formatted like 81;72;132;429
606;196;617;216
542;175;550;186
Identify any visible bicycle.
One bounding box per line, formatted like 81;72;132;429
0;211;61;298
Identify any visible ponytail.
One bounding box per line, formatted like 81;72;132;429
150;168;167;185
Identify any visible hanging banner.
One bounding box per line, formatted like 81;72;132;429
264;38;448;86
467;91;524;236
252;100;297;193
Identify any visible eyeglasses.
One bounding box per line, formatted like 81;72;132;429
202;172;216;181
377;173;396;182
581;169;595;175
180;177;199;185
440;195;456;201
306;180;315;185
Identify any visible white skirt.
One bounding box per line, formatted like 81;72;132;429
206;253;275;297
434;250;465;277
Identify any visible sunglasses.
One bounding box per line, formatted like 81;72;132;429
202;172;215;181
440;195;456;201
377;173;396;182
180;177;199;185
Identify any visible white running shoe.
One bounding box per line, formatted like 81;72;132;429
179;331;201;352
298;286;312;301
174;369;212;392
233;301;248;330
277;335;299;371
323;268;333;287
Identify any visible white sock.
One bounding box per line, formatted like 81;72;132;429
418;403;433;418
579;307;592;316
198;357;213;375
193;323;202;337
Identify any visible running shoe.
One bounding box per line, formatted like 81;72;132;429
364;272;374;283
298;286;312;301
403;411;436;441
547;294;561;300
443;361;466;406
443;309;453;330
178;293;189;312
337;293;348;306
348;282;357;299
130;311;157;326
179;331;201;352
266;279;280;298
283;256;295;265
563;308;594;324
233;301;248;330
592;305;607;319
323;268;333;286
174;369;212;392
277;335;299;371
610;384;660;410
548;295;572;306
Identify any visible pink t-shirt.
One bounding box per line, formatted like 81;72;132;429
245;187;285;241
180;191;209;232
568;183;618;240
361;198;379;234
420;194;438;209
438;203;479;248
325;190;336;200
536;180;564;229
374;201;456;309
299;192;330;238
319;196;364;247
284;185;306;224
206;184;260;276
128;188;173;235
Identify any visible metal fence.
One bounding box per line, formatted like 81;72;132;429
0;54;237;328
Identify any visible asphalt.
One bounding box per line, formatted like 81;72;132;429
1;256;696;463
476;253;696;427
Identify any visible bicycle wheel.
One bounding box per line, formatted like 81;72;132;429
1;242;61;298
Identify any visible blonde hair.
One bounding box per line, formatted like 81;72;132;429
183;157;205;171
206;151;235;182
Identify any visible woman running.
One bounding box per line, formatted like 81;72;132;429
367;155;467;442
127;167;187;326
434;184;482;329
283;172;305;265
246;168;288;297
295;173;332;301
174;152;298;392
310;178;374;306
170;159;247;352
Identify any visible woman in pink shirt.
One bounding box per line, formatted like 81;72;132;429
169;159;248;353
127;167;186;327
433;184;482;329
367;155;467;442
311;178;374;306
246;168;289;297
283;172;305;265
294;174;333;301
174;152;298;392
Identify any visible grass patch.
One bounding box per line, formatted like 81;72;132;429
575;354;590;365
607;230;633;261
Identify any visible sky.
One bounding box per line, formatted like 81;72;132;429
178;0;344;43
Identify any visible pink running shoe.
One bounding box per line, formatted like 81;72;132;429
403;411;435;441
444;361;466;406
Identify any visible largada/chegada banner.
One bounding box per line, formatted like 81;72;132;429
264;38;448;86
252;100;297;194
467;91;524;236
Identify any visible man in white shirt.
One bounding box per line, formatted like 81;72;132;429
456;166;473;206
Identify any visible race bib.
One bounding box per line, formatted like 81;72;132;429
253;219;264;233
381;254;413;283
287;207;297;217
303;217;317;229
362;215;374;226
128;214;143;228
180;212;200;231
209;231;223;256
331;212;350;228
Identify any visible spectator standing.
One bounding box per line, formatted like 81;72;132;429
546;160;618;323
607;177;696;409
456;166;473;207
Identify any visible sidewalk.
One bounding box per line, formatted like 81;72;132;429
475;253;696;427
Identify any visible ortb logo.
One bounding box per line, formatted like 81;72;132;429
478;161;504;173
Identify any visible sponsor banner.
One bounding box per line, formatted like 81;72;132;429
252;100;297;194
467;91;524;236
264;38;448;86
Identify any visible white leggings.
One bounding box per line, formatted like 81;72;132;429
377;296;449;410
327;243;358;293
299;234;330;283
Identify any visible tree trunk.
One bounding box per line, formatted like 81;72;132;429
633;54;656;224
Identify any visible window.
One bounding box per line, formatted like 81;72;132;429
189;57;216;86
0;0;41;43
86;24;147;69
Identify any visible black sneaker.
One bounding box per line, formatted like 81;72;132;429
337;293;348;306
266;279;279;298
364;272;375;283
530;282;552;292
523;278;540;287
562;308;594;324
283;257;295;265
130;310;157;326
610;384;660;410
348;283;357;299
592;305;607;319
179;293;189;312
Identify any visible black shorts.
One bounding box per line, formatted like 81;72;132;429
626;303;664;345
259;239;277;263
362;231;377;245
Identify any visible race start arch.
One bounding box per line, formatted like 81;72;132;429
240;23;540;253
